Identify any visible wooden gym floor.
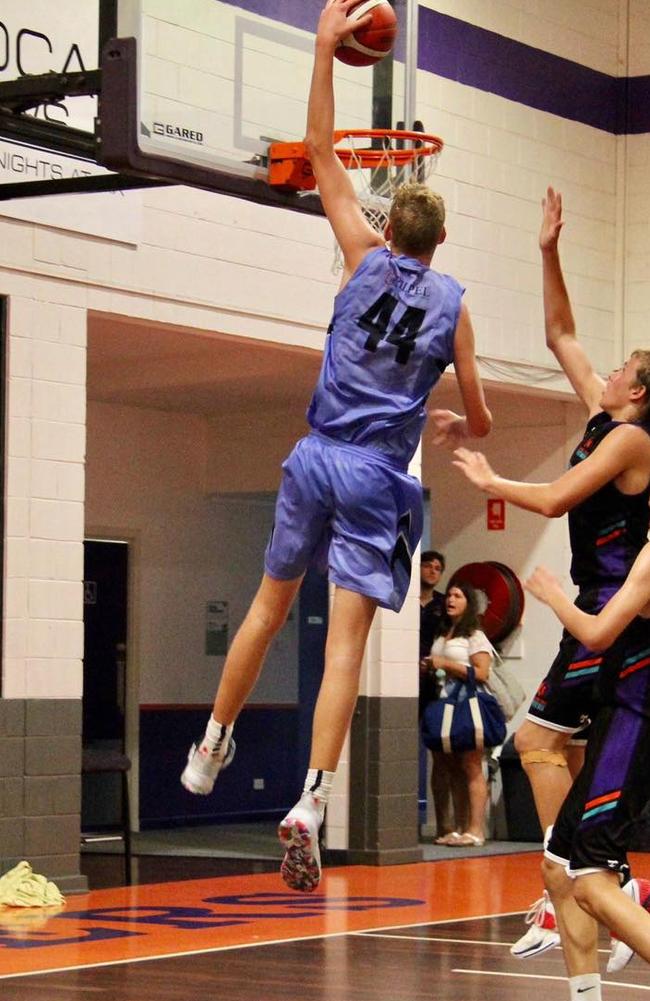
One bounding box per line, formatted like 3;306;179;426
2;852;650;998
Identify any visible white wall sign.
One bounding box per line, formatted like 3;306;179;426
0;0;142;244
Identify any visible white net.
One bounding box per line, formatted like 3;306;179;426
329;133;441;273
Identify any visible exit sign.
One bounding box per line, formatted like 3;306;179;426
487;498;505;530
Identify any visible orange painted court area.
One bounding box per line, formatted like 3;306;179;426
3;852;650;980
0;854;536;978
0;851;642;980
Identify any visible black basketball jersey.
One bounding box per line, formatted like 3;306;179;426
568;412;650;587
595;613;650;716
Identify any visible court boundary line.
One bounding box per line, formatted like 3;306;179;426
453;968;650;992
0;907;529;981
359;931;611;955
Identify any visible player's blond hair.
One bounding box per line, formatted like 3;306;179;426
631;349;650;419
388;183;445;258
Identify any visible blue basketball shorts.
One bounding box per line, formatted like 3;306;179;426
264;432;423;612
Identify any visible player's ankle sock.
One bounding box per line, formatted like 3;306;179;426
569;973;601;1001
302;769;334;819
203;716;233;754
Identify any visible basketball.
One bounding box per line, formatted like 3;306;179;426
335;1;398;68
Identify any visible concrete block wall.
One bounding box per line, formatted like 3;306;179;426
418;0;621;384
3;287;86;701
348;697;421;864
0;699;85;891
625;3;650;356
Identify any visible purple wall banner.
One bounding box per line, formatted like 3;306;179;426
418;9;650;135
227;0;650;136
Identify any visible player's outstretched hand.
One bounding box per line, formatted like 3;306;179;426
539;186;563;252
524;566;564;606
429;409;469;448
318;0;372;48
452;447;498;491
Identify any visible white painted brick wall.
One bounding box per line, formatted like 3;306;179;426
2;289;86;699
0;1;646;746
28;541;84;582
629;0;650;75
625;0;650;369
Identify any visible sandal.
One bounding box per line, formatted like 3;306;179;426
434;831;461;845
451;832;485;847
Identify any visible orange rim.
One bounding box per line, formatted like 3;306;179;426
332;128;444;168
267;130;443;190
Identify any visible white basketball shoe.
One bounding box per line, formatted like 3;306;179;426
510;891;561;958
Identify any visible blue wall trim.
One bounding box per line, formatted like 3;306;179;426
624;75;650;134
228;0;322;34
140;705;301;827
419;9;623;134
228;0;650;136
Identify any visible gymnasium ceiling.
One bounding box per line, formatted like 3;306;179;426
87;311;463;419
87;312;323;418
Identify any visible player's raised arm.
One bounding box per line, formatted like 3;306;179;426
453;421;650;517
525;545;650;650
304;1;384;280
540;187;605;415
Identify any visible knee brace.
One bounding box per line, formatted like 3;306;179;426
520;749;568;768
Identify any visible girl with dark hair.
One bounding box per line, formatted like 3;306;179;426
421;581;497;846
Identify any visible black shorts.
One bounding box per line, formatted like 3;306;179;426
526;585;619;735
546;705;650;875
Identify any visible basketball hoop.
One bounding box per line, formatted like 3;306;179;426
268;128;444;272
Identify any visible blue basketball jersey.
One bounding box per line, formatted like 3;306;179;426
307;246;463;466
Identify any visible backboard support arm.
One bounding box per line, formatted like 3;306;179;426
0;71;102;115
0;173;169;202
0;11;327;215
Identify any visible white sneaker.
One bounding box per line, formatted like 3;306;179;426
278;792;323;893
607;877;650;973
510;891;561;958
180;735;236;795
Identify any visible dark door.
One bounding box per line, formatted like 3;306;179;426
83;540;129;744
82;540;129;828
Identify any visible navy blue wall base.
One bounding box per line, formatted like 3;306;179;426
139;705;301;828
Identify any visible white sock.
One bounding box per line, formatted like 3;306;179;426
302;769;334;818
202;716;233;754
569;974;601;1001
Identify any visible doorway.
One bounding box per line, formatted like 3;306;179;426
82;539;129;827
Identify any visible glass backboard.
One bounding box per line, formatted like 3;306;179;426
114;0;411;186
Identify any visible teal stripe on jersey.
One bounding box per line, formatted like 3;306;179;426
623;646;650;669
599;519;626;536
565;666;601;679
582;800;618;821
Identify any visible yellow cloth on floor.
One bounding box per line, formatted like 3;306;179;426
0;861;65;907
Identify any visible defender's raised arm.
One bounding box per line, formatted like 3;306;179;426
540;187;605;415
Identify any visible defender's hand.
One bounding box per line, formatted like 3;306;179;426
452;447;498;491
525;566;564;605
539;186;564;252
